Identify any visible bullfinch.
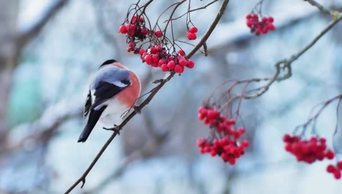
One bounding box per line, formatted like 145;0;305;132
78;59;141;142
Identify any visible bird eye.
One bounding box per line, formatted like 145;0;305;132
121;79;130;85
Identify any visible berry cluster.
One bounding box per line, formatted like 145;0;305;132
119;15;195;74
119;15;149;43
283;134;335;164
186;26;198;40
246;13;275;35
139;46;194;73
327;161;342;179
197;107;249;165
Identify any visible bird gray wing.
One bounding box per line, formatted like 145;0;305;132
92;67;130;90
84;90;92;117
92;80;130;109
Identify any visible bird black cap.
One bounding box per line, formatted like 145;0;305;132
99;59;117;68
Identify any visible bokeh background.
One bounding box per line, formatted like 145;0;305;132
0;0;342;193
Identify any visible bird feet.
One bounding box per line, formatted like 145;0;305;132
103;125;121;135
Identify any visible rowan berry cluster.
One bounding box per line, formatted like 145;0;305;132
119;15;149;43
138;46;195;73
283;134;335;164
197;107;249;165
327;162;342;179
186;26;198;40
119;14;195;74
246;13;275;35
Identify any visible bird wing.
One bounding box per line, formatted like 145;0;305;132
92;80;130;109
79;80;130;143
84;90;92;117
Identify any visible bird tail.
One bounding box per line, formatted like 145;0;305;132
78;106;107;143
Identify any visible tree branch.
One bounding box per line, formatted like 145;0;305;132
304;0;332;15
85;130;169;194
16;0;71;50
4;98;82;154
64;0;230;193
243;14;342;99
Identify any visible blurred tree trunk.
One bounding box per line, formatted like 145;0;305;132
0;0;70;153
0;0;19;149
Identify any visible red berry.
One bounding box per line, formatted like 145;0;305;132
139;48;146;56
154;30;163;38
141;28;149;36
178;57;188;67
187;32;197;40
152;54;159;65
197;138;206;146
320;138;326;144
189;26;198;33
128;41;135;48
161;63;169;72
338;161;342;170
283;134;292;143
334;171;341;179
268;24;276;31
267;17;274;23
326;150;335;160
174;65;184;74
150;45;162;54
207;110;219;120
241;140;249;148
119;25;128;34
127;24;136;36
186;60;195;68
158;59;166;66
131;16;138;24
327;164;336;173
144;55;153;65
178;50;186;56
167;60;176;70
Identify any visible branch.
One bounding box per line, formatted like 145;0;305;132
243;14;342;99
85;85;194;193
207;2;342;53
85;130;169;193
169;0;219;21
17;0;71;49
294;94;342;134
64;0;230;193
4;98;82;154
304;0;332;15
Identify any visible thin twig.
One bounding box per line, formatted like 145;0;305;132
294;94;342;135
169;0;219;21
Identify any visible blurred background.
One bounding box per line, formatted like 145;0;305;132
0;0;342;193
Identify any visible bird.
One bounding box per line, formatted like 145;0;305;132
78;59;141;143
